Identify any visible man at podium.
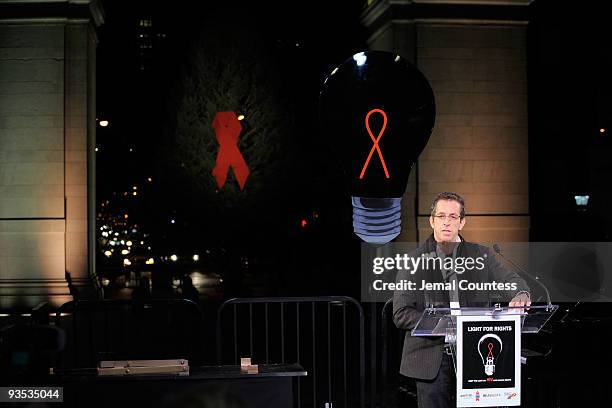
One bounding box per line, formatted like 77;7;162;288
392;192;531;408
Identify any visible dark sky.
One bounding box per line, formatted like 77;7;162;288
96;1;355;180
528;0;612;240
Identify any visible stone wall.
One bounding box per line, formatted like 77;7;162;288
0;0;103;309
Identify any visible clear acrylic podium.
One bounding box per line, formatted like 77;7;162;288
412;304;559;370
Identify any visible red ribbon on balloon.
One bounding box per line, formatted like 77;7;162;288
211;111;250;190
359;108;390;179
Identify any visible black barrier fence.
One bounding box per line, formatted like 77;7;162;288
216;297;365;408
54;299;204;368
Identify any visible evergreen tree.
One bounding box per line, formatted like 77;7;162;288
160;16;293;246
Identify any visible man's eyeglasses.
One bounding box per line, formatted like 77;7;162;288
433;213;461;222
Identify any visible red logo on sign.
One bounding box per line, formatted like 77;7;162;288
211;111;250;190
359;108;390;179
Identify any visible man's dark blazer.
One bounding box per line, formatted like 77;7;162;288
392;234;529;380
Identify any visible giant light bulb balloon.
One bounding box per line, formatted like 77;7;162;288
319;51;436;244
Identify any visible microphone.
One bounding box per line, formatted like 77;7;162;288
422;251;437;309
492;243;552;311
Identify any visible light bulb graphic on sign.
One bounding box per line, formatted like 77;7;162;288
319;51;435;244
478;334;503;376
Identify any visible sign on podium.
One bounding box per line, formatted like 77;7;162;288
412;305;558;407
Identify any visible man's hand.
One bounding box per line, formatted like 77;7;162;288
509;291;531;312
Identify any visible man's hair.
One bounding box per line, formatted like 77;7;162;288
430;192;465;219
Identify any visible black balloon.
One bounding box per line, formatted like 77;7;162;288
319;51;436;198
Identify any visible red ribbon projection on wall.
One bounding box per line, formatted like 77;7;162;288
211;111;250;190
359;108;390;179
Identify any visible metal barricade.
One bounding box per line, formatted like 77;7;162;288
216;296;365;408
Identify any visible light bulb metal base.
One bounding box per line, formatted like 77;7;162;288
352;197;401;244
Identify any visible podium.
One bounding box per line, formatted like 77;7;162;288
412;305;558;407
413;305;558;337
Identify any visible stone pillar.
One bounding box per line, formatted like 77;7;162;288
0;0;103;309
362;0;531;243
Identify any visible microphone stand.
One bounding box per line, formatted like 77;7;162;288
493;244;553;312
